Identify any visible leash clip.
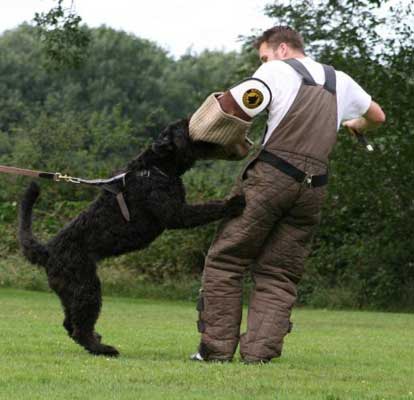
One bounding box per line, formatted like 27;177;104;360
54;173;81;184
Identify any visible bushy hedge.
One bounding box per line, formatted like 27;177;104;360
1;11;413;310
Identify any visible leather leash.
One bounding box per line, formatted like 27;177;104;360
0;165;131;222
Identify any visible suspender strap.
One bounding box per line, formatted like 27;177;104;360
283;59;337;94
283;59;316;86
322;64;337;94
258;150;328;187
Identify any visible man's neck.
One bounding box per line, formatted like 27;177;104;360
283;52;306;60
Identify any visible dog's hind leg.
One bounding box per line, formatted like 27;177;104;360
69;268;119;357
48;273;76;338
55;286;103;343
62;296;74;337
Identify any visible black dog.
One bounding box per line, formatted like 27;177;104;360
19;119;245;357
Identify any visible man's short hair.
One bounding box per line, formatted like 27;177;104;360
254;26;305;54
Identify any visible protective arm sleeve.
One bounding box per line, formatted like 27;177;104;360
189;79;272;160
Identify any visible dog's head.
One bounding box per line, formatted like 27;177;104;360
151;119;220;174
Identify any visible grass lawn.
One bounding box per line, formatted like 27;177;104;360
0;289;413;400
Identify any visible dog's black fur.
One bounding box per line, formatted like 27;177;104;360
19;119;245;357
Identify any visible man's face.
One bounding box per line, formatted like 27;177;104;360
258;41;287;63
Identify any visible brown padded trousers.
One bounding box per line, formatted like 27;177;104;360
198;154;327;361
196;60;338;362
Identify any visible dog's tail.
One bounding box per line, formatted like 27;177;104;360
18;182;49;267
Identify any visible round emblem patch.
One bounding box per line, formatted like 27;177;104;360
242;88;264;109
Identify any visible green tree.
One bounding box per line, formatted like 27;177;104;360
34;0;90;69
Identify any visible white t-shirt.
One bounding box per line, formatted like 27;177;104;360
252;57;372;144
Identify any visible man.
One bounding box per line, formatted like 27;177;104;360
189;26;385;363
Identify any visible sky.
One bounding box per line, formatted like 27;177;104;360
0;0;273;57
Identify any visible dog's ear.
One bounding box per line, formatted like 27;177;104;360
152;131;175;156
171;118;189;132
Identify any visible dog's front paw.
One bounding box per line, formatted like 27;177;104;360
225;194;246;217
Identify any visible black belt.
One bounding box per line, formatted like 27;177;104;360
257;150;328;187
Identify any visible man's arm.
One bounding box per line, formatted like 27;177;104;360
342;101;386;133
343;100;386;133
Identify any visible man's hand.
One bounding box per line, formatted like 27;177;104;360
343;100;386;135
342;117;369;134
215;139;252;161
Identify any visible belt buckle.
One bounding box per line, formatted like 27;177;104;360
303;173;314;188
